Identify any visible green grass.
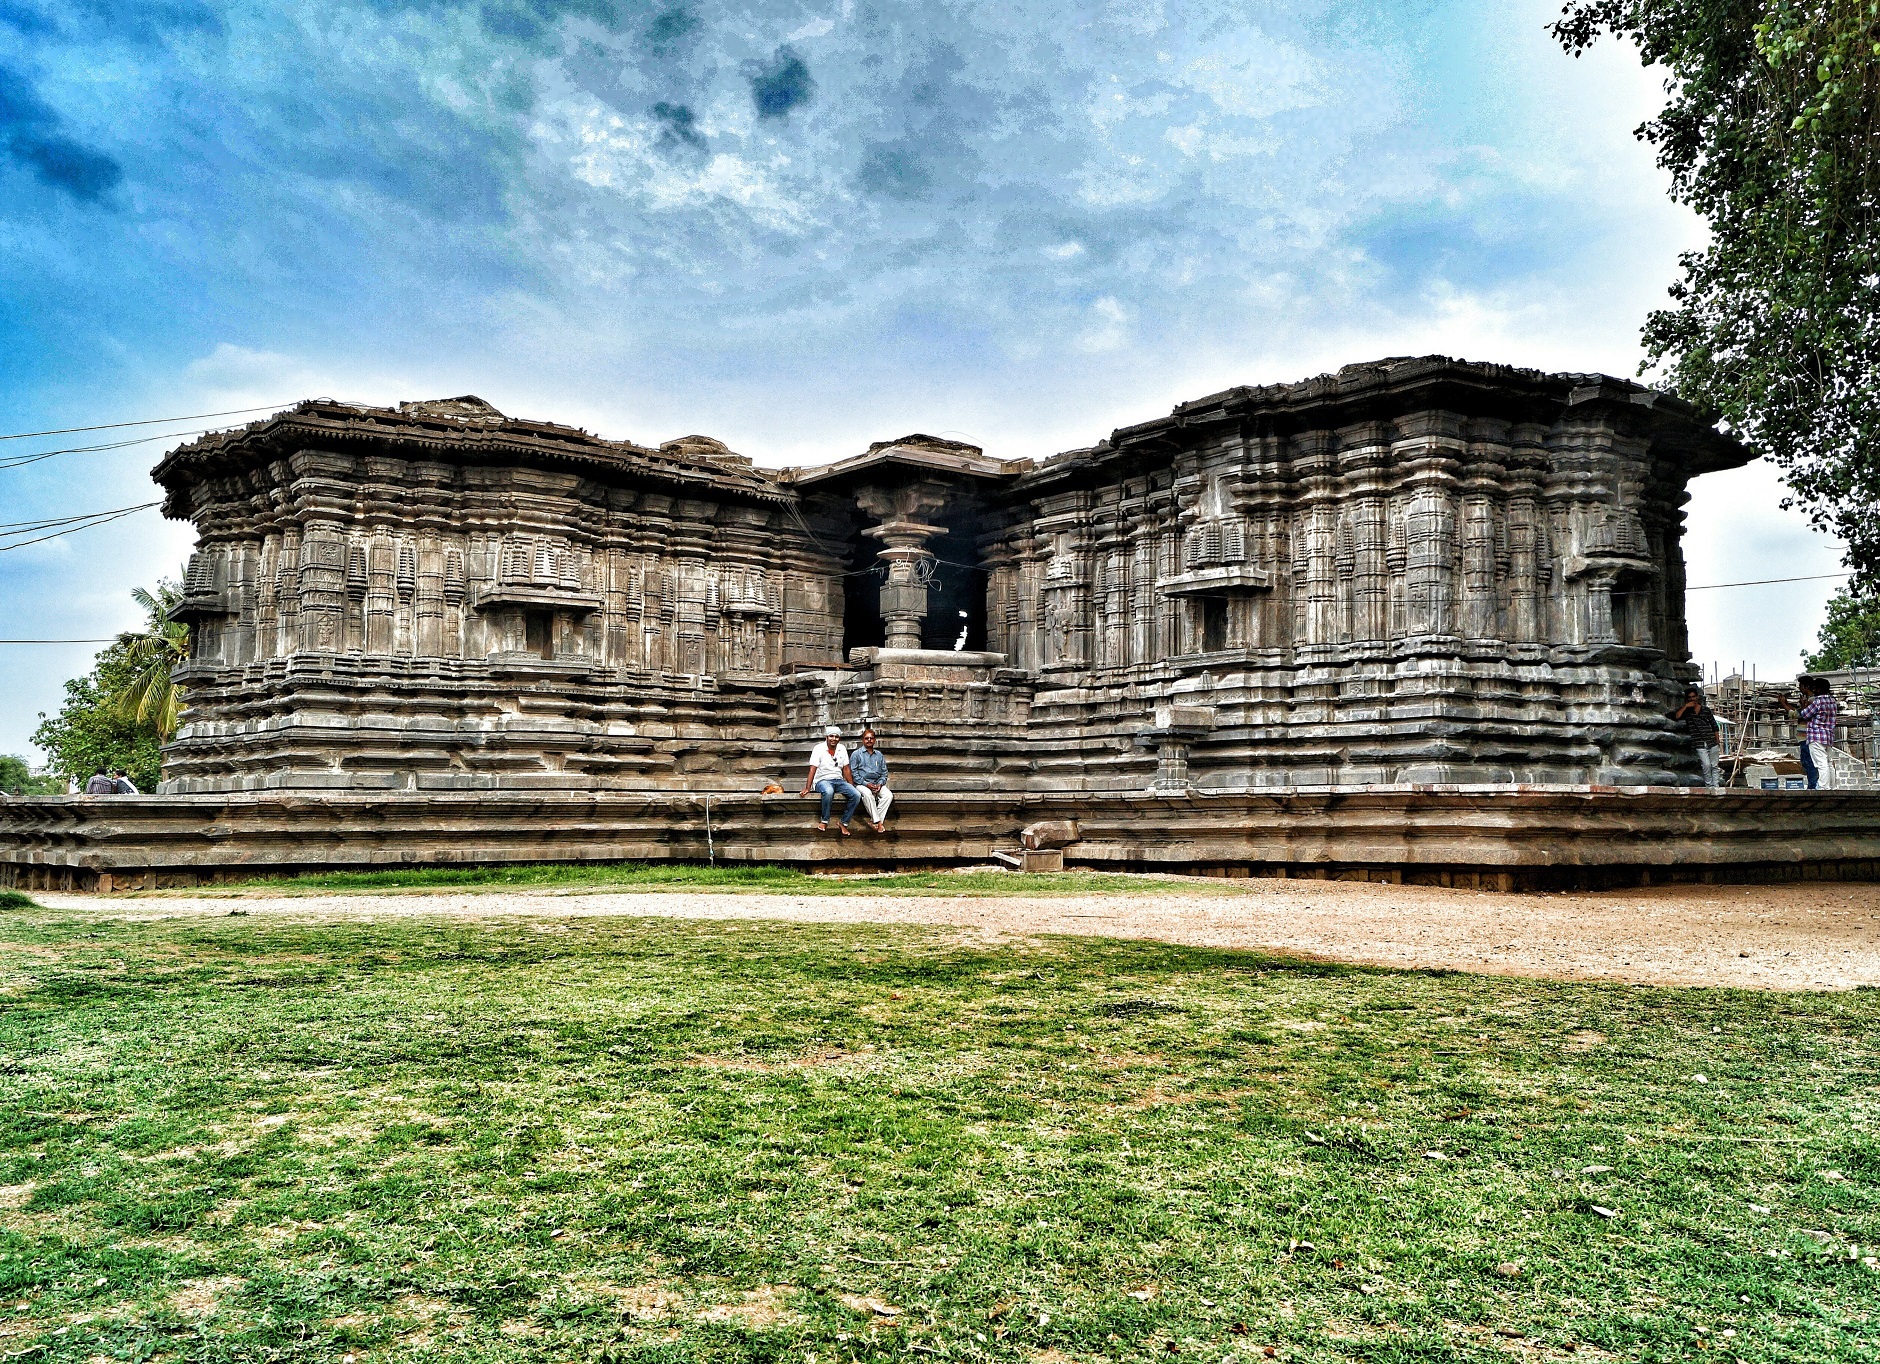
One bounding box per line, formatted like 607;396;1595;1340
0;889;38;910
169;863;1195;897
0;905;1875;1363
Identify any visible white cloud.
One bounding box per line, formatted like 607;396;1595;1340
1075;296;1130;353
785;15;836;42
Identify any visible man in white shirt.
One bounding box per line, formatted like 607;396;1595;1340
799;726;859;834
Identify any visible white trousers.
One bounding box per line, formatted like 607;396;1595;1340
1806;742;1837;789
1697;744;1720;790
858;785;894;823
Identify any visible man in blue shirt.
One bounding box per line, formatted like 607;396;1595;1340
850;727;893;833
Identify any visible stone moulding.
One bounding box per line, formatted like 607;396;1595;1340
4;789;1880;893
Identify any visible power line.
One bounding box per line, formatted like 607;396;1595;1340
0;638;119;644
0;502;161;552
1687;571;1852;590
0;501;162;534
0;428;208;473
0;402;293;443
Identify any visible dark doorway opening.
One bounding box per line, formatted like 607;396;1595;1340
924;556;988;651
524;610;554;659
839;543;988;654
841;541;885;659
1201;596;1229;653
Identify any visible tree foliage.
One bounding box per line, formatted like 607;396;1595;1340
1803;587;1880;667
1553;0;1880;583
0;755;63;796
113;583;190;738
30;582;187;794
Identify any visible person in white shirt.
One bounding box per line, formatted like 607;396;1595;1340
799;726;859;834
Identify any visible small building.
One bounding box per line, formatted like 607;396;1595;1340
152;355;1747;794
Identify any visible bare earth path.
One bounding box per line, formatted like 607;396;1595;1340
37;877;1880;991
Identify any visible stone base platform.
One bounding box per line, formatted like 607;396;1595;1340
5;787;1880;892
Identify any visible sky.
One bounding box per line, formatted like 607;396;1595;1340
0;0;1847;763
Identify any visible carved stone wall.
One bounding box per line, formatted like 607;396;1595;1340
153;360;1749;793
155;400;844;792
971;360;1741;788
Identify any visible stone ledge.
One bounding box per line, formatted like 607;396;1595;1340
4;788;1879;892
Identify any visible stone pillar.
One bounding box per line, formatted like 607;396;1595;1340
1140;704;1215;794
857;481;953;653
867;517;947;650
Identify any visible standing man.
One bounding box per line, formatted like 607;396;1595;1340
1672;686;1723;790
850;727;893;833
1779;677;1840;789
800;725;859;834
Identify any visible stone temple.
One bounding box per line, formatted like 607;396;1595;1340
153;356;1749;796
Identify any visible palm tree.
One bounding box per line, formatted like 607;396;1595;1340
112;582;190;740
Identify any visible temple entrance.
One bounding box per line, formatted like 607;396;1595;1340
841;537;885;656
840;527;988;654
923;553;987;652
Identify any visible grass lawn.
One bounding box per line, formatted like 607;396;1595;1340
164;864;1205;898
0;900;1875;1363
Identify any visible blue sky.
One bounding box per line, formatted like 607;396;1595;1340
0;0;1844;762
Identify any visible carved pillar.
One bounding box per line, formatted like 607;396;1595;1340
411;537;441;657
1459;495;1500;640
344;541;368;651
254;537;278;660
394;541;416;656
442;546;466;657
871;519;945;650
232;546;258;664
275;528;301;656
297;529;345;652
1129;513;1156;667
857;482;952;652
1349;495;1387;644
1403;483;1457;637
366;536;395;654
1301;501;1338;646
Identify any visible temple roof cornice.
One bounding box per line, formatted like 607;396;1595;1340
152;397;789;519
1012;355;1750;495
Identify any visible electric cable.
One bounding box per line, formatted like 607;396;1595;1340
0;502;161;552
0;402;293;443
1685;571;1852;590
0;501;162;533
0;428;212;472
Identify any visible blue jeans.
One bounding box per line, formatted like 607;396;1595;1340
815;778;860;825
1799;742;1819;790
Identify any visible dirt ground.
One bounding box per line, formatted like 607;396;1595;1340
35;877;1880;991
